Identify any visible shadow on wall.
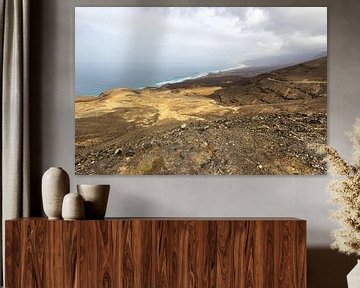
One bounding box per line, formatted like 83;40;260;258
29;0;47;216
308;248;357;288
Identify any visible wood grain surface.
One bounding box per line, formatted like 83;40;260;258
5;218;306;287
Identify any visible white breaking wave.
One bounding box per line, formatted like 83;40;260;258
155;72;208;87
154;64;247;87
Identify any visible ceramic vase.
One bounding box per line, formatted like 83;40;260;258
62;192;85;220
77;184;110;219
347;259;360;288
42;167;70;219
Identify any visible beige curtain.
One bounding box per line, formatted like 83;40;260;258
0;0;30;284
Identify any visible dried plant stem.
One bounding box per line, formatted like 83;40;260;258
316;118;360;256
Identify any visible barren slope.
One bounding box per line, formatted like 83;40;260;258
75;57;327;175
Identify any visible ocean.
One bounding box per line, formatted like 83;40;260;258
75;61;244;96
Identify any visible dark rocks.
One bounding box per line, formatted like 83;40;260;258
124;148;135;157
142;142;152;150
114;148;122;155
76;111;326;175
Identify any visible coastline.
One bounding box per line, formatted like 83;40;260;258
76;63;248;97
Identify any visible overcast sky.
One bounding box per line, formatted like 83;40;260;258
75;7;327;69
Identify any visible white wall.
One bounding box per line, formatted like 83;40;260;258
30;0;360;249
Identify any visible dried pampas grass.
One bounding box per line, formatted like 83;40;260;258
313;118;360;256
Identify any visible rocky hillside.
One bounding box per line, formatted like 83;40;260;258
165;57;327;105
75;57;327;175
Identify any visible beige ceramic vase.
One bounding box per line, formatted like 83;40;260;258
42;167;70;219
347;260;360;288
77;184;110;219
62;192;85;220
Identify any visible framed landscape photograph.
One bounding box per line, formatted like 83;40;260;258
75;7;327;175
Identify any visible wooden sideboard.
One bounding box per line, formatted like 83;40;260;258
5;218;306;287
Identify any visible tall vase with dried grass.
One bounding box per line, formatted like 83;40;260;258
313;118;360;287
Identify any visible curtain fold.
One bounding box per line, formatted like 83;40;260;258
0;0;30;284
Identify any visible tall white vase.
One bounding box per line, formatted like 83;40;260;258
347;260;360;288
42;167;70;219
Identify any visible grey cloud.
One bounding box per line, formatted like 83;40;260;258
76;7;327;67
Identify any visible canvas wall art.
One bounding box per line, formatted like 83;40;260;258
75;7;327;175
